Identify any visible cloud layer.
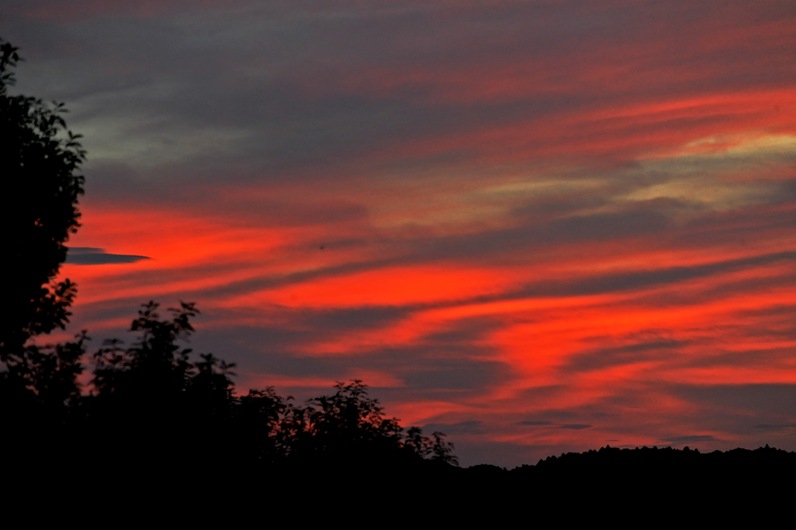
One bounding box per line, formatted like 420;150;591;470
4;0;796;467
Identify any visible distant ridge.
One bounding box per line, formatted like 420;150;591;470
9;444;795;523
462;443;796;480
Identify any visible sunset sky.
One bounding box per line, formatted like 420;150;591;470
4;0;796;468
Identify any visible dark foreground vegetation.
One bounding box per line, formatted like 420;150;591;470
5;300;795;519
2;302;461;491
3;37;795;521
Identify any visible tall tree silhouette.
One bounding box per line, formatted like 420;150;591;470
0;39;87;469
0;39;85;371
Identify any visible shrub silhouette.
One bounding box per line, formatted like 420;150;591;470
281;379;456;472
78;300;458;482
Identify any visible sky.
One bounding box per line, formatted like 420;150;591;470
3;0;796;469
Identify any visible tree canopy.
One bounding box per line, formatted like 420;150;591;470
0;39;85;364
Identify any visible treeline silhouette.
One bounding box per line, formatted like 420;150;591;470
5;302;795;512
2;301;464;501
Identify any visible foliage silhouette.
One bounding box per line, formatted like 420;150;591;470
88;301;240;474
0;39;85;392
276;379;456;473
80;300;458;482
5;298;796;516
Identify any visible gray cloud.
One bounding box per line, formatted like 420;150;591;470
514;249;796;298
565;337;685;373
421;420;484;435
660;435;718;445
673;384;796;418
753;423;796;433
66;247;149;265
180;306;506;402
560;424;592;430
7;0;793;198
518;420;554;427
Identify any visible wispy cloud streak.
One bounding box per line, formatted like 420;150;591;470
7;0;796;467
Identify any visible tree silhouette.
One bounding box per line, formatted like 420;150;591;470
91;301;202;403
84;302;460;480
88;301;237;474
0;39;85;371
0;39;87;471
287;379;404;466
276;379;460;475
235;386;292;467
